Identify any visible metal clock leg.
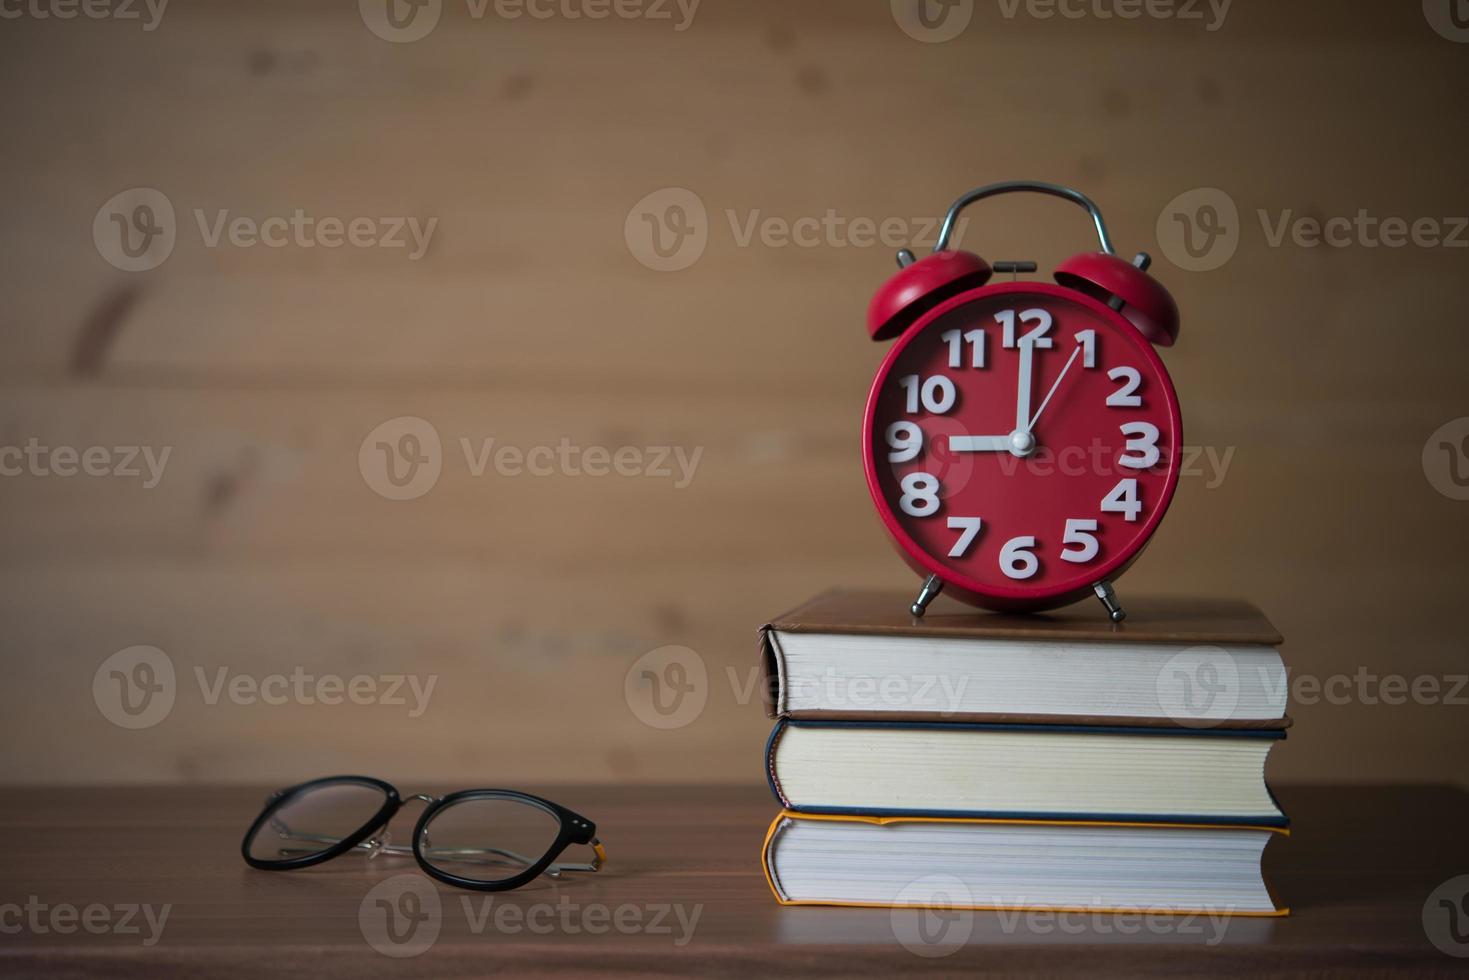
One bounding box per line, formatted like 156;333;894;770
1093;581;1126;623
910;574;944;618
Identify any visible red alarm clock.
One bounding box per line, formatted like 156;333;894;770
862;181;1182;622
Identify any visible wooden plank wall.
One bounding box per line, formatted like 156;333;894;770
0;0;1466;785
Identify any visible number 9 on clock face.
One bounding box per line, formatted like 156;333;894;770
862;283;1182;612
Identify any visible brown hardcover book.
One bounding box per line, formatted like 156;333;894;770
759;590;1290;729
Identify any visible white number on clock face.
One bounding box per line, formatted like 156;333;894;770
1101;478;1142;522
1060;518;1100;563
1106;366;1142;407
946;516;982;557
996;308;1054;349
1119;421;1160;469
1076;329;1097;368
999;535;1039;579
885;421;923;463
899;472;940;516
940;328;986;368
898;374;957;414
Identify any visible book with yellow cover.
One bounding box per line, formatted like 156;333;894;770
762;810;1288;916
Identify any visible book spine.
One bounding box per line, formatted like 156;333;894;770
756;625;782;720
763;719;790;807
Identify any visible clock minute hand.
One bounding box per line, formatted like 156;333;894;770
1015;338;1035;433
1027;344;1082;432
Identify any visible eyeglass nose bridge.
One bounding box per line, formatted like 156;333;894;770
363;793;441;851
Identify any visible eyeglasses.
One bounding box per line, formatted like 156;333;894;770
240;775;605;891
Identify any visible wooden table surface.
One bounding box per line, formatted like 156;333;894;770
0;783;1465;977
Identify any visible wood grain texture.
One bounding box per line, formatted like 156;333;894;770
0;0;1467;789
0;783;1464;976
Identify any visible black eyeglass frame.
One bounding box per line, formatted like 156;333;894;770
240;775;602;891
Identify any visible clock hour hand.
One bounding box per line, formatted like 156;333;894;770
948;435;1013;452
952;432;1037;456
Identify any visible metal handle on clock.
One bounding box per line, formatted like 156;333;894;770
932;180;1117;256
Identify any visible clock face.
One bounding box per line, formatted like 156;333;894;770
863;282;1182;606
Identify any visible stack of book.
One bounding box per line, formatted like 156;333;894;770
757;589;1291;917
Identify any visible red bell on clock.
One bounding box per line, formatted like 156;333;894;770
861;181;1183;622
1055;251;1180;347
867;250;993;341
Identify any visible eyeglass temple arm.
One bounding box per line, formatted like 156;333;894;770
554;839;606;873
